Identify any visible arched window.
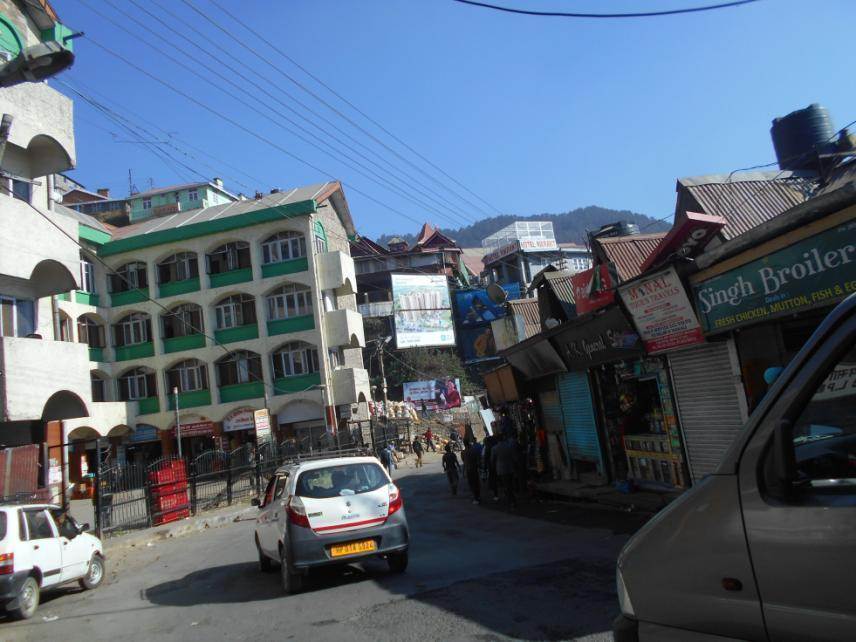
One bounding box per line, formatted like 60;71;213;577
109;261;147;293
79;254;96;293
166;359;208;393
207;241;250;275
162;303;203;338
117;367;156;401
216;350;262;386
113;312;151;347
266;284;312;321
313;220;327;254
261;231;306;265
77;315;105;348
157;252;198;284
215;294;256;329
271;342;319;379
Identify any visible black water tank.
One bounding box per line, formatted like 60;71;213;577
770;104;835;171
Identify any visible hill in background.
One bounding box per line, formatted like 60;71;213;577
374;205;669;248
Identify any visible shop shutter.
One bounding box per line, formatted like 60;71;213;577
557;371;604;475
538;390;563;434
669;341;748;482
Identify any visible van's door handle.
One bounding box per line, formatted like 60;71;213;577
33;544;39;550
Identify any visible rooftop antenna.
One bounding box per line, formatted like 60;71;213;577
128;169;139;195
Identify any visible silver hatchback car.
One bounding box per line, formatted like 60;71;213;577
253;456;410;593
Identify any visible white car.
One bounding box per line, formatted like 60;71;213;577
253;456;410;593
0;503;104;620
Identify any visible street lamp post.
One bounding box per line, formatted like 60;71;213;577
173;386;182;458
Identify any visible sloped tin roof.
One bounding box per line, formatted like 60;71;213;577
596;233;667;282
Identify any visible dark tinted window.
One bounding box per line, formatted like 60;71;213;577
0;513;6;541
296;463;388;499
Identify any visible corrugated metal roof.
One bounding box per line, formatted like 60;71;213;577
55;202;111;233
543;271;576;317
678;172;815;241
816;160;856;196
596;233;666;282
109;182;336;241
509;298;540;339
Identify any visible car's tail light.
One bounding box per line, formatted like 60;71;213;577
0;553;13;575
387;483;403;516
286;496;310;528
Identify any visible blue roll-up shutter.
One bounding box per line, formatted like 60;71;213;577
557;371;604;475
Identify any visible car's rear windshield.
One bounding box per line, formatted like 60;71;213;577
0;513;6;541
296;463;388;499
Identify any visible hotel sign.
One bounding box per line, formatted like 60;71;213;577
693;221;856;333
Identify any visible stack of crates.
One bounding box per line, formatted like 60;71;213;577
149;459;190;525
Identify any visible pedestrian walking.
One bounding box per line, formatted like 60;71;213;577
425;428;436;452
491;434;517;509
485;429;499;501
379;443;396;477
462;438;481;504
420;400;428;419
442;444;460;495
412;436;424;468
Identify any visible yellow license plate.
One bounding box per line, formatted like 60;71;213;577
330;539;377;558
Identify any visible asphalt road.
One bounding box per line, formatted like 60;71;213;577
2;458;649;641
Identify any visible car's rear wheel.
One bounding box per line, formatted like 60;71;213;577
258;542;274;573
388;550;408;573
8;576;39;620
280;546;303;594
80;554;105;590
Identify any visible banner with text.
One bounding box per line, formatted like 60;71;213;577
403;378;463;410
392;274;456;348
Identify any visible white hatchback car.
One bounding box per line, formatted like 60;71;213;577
0;504;104;620
253;456;410;593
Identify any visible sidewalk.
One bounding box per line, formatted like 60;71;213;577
535;479;680;513
104;500;257;552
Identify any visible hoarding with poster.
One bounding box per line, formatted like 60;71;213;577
254;409;271;443
391;274;455;348
453;283;521;327
571;263;617;315
619;267;704;354
459;326;497;362
403;378;463;411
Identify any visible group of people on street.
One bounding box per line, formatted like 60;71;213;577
441;425;521;510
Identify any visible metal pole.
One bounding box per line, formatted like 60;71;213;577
378;345;389;409
94;437;103;540
173;387;182;458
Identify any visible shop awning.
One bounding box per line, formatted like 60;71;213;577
500;331;566;380
550;305;643;371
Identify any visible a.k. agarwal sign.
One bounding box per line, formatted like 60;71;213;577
693;220;856;333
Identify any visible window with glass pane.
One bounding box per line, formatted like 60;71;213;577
167;360;207;392
1;296;15;336
217;351;262;386
77;317;105;348
111;262;147;293
115;313;149;346
266;284;312;321
158;252;197;283
91;374;106;402
272;342;319;378
188;189;199;202
80;258;96;293
262;232;306;265
163;304;202;338
207;242;250;274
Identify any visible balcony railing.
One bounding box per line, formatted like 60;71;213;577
266;314;314;337
168;389;212;410
214;323;259;345
209;267;253;289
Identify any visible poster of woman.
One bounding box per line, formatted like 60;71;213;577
404;378;463;411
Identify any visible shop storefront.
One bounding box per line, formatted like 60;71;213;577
692;211;856;413
551;306;690;490
125;424;163;465
169;420;218;458
222;407;257;450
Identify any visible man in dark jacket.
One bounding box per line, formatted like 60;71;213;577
491;435;518;509
462;438;481;504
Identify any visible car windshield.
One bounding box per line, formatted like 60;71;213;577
296;463;388;499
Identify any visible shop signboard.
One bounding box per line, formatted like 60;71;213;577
693;221;856;333
571;263;617;315
454;283;520;327
552;306;643;370
254;409;272;443
391;274;456;348
129;424;160;444
619;266;704;354
223;407;256;433
170;421;214;438
403;378;463;410
639;211;727;272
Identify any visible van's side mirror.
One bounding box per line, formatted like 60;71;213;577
251;497;260;507
80;522;90;533
768;419;797;497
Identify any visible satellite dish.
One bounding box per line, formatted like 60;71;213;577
0;42;74;88
486;283;508;305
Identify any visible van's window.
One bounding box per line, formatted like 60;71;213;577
0;513;6;540
24;510;55;540
261;476;277;507
296;463;388;499
792;342;856;481
273;475;288;500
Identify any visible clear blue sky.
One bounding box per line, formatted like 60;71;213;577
53;0;855;239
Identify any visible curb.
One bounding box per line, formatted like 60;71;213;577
105;504;256;551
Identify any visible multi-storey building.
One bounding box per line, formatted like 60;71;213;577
57;182;370;462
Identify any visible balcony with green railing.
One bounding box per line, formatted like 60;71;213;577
266;314;314;337
162;333;206;354
75;291;100;306
273;371;321;395
114;341;155;362
219;381;265;404
88;346;105;362
137;396;160;415
158;276;201;299
261;256;309;279
208;267;253;289
213;323;259;345
110;288;149;307
167;388;212;410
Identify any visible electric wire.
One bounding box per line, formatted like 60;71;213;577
450;0;761;19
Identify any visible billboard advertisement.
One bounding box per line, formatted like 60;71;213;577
459;326;497;362
571;263;618;315
391;274;455;348
403;378;463;411
454;283;521;327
